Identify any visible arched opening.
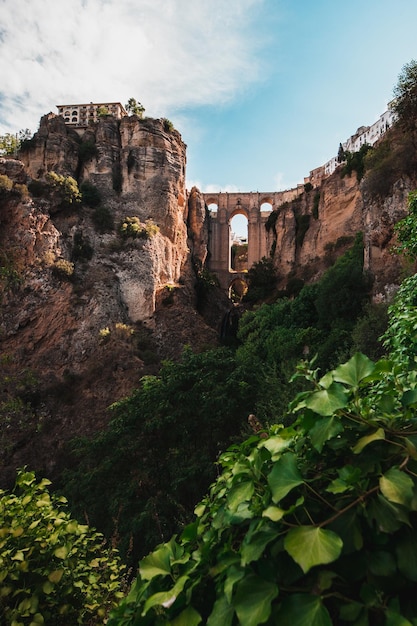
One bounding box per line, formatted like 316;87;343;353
260;201;273;212
229;278;247;303
230;214;248;271
206;201;218;213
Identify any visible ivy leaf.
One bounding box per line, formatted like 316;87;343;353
401;389;417;406
396;531;417;581
227;481;255;512
380;469;414;507
234;574;278;626
241;526;277;566
304;383;348;416
48;569;64;583
353;428;385;454
262;506;285;522
332;353;375;387
207;595;234;626
260;436;292;460
385;609;413;626
369;494;410;533
284;526;343;574
267;454;303;504
169;606;202;626
143;576;188;613
139;544;172;580
276;593;332;626
309;416;344;452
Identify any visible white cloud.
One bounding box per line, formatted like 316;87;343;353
187;182;240;194
0;0;264;133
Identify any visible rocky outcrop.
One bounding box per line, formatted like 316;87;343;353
270;161;414;294
0;114;218;485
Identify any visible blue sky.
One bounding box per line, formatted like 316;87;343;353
1;0;417;195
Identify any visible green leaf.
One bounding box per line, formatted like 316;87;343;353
260;436;292;460
276;594;332;626
139;544;173;580
262;506;285;522
380;469;414;506
284;526;343;574
309;416;344;452
53;546;68;559
227;481;255;512
396;531;417;581
267;453;303;504
353;428;385;454
368;551;396;577
234;574;278;626
333;353;375;387
304;383;349;416
241;526;277;566
401;389;417;406
224;566;245;603
368;494;410;533
207;595;234;626
143;576;188;612
169;606;202;626
385;609;413;626
48;569;64;583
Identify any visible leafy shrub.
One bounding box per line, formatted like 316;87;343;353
93;204;114;232
0;256;21;296
0;174;13;193
303;182;313;192
45;171;81;207
108;275;417;626
80;181;101;207
119;217;159;240
60;347;253;567
71;232;93;262
0;469;124;625
28;179;48;197
14;183;29;198
295;214;310;247
265;210;279;233
78;140;97;163
162;118;174;132
393;190;417;259
341;143;372;180
243;257;278;303
52;259;74;280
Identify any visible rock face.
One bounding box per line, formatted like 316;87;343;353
0;114;217;485
270;157;414;295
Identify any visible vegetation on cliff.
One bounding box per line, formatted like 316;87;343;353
107;265;417;626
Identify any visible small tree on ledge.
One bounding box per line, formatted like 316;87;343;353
125;97;145;118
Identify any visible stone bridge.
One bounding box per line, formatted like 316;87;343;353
202;190;301;290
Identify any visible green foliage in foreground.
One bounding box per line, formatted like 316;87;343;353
108;274;417;626
0;469;124;625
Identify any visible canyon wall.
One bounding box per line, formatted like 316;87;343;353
0;114;215;483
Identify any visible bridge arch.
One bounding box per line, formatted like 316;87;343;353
203;191;280;290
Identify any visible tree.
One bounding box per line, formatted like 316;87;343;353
108;273;417;626
0;129;32;156
97;105;110;117
125;98;145;118
392;59;417;133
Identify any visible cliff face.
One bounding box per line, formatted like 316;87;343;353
271;159;413;296
0;114;216;484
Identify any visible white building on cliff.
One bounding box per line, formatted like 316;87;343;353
56;102;127;129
